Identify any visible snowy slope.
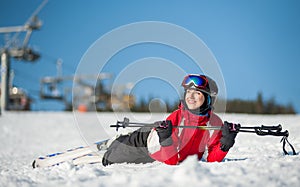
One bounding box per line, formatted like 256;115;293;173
0;112;299;187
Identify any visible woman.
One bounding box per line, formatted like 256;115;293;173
102;74;238;166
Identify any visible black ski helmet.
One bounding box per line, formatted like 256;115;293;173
181;74;218;105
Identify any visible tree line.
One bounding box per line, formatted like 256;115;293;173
132;92;296;114
221;92;296;114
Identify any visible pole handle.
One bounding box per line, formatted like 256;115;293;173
255;129;289;137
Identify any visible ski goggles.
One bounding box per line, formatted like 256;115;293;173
181;74;208;90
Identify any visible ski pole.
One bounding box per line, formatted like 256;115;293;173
109;117;222;131
110;117;286;136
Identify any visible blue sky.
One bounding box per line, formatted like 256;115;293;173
1;0;300;112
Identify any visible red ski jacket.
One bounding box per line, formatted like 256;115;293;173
148;103;227;165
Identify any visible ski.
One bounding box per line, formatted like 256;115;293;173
32;139;109;168
73;153;104;166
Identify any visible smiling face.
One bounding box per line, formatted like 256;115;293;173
184;88;206;110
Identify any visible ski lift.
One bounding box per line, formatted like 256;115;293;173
0;0;47;112
40;77;64;100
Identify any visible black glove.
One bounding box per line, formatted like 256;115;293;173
220;121;240;152
155;120;173;147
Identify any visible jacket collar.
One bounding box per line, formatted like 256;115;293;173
179;102;211;124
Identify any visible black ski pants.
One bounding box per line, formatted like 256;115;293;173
102;127;155;166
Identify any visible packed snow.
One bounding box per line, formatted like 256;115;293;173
0;111;299;187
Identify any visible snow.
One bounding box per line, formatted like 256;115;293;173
0;111;300;187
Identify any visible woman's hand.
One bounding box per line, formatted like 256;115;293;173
155;120;173;147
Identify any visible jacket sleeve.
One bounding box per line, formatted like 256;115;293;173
206;114;228;162
148;110;181;165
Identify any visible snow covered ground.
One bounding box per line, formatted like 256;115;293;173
0;111;299;187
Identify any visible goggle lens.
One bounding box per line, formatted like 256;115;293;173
182;75;208;89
